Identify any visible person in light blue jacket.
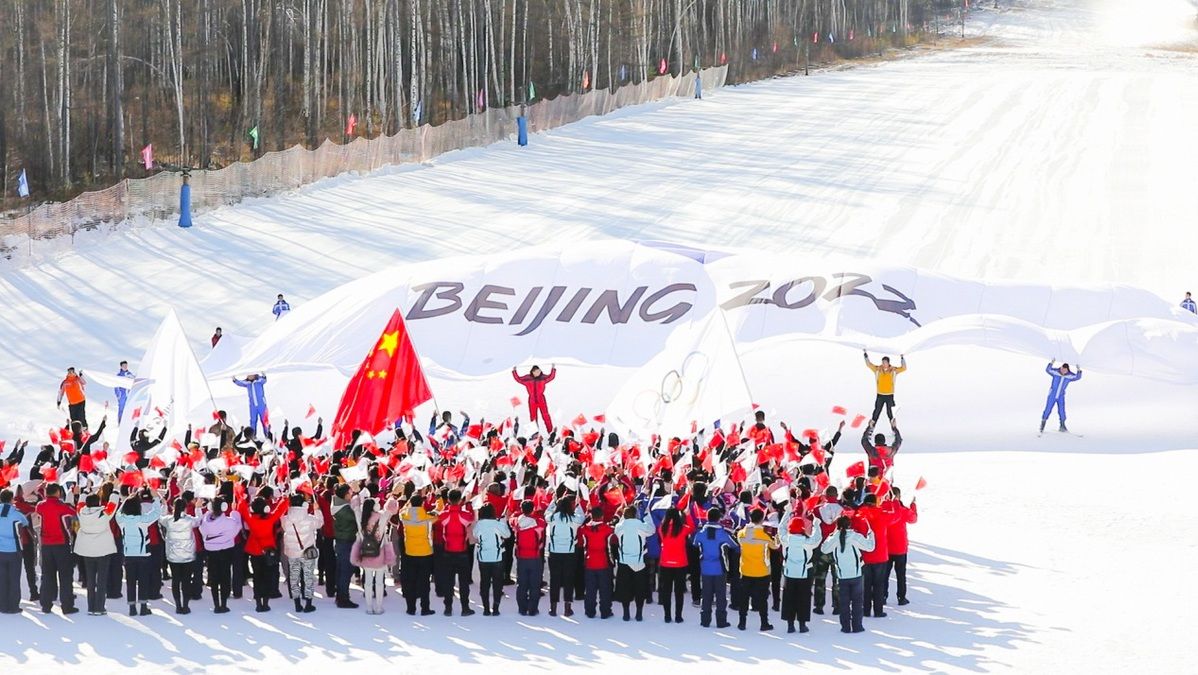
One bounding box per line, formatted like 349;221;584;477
115;492;163;616
233;373;270;437
1040;361;1083;433
0;489;30;614
821;516;875;634
545;495;584;617
473;504;512;616
780;514;824;634
612;506;655;621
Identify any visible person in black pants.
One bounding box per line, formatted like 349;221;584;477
207;548;233;612
0;490;31;614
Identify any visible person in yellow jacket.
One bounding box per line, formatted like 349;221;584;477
736;508;779;631
864;351;906;424
399;494;436;615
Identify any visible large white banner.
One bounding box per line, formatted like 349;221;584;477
188;240;1196;431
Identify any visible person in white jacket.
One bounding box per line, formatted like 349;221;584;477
780;514;823;634
472;503;512;616
73;493;120;615
160;497;202;614
545;495;584;617
281;493;325;614
612;506;655;622
820;516;875;634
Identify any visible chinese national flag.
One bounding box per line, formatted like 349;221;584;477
331;309;433;449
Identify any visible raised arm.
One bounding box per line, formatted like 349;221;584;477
544;367;557;384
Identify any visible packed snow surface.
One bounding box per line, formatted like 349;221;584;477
2;0;1197;672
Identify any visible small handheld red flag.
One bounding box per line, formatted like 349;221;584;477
915;476;928;491
831;405;847;415
845;461;866;478
509;396;521;408
306;404;317;419
851;414;867;428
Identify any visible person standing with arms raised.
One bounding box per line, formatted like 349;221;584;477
864;351;906;425
512;364;556;431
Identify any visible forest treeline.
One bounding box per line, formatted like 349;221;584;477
0;0;955;203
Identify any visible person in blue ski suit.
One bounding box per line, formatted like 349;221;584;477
114;361;133;422
1040;361;1082;433
233;373;270;437
1181;292;1196;314
272;294;291;321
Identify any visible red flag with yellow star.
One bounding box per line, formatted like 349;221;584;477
331;309;432;449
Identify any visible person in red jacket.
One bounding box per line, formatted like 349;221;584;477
885;487;918;606
35;483;79;614
512;364;556;431
316;480;336;599
855;494;900;618
577;506;615;619
511;499;546;616
657;507;694;623
434;489;476;616
13;488;39;603
239;495;288;612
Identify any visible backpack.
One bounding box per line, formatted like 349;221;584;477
359;521;382;558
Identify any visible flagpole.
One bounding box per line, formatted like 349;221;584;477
713;306;754;406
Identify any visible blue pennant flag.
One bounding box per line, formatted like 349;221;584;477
17;169;30;198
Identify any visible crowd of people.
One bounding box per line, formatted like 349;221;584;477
0;349;922;638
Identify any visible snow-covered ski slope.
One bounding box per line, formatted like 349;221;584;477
3;0;1198;672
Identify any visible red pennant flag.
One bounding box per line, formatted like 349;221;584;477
592;414;606;423
915;476;928;491
845;461;866;478
0;440;5;453
832;405;847;415
582;431;600;448
571;414;587;428
509;396;521;407
331;309;433;449
78;454;95;473
123;451;139;465
120;471;144;489
40;466;58;482
701;450;714;472
851;414;867;428
306;404;317;419
49;429;60;444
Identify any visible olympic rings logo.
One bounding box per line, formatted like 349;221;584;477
629;350;711;429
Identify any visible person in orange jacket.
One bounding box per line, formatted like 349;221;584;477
885;487;918;606
57;367;88;428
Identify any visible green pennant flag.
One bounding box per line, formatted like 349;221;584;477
528;81;536;101
248;126;260;150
